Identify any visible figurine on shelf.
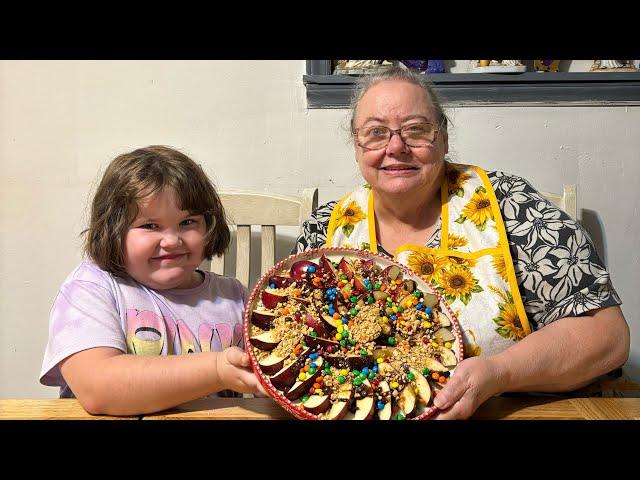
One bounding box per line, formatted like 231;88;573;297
399;60;445;74
590;60;637;72
333;60;394;75
471;60;526;73
534;60;560;72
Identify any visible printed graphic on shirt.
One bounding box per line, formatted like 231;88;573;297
126;309;242;355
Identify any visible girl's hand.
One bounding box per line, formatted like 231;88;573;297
431;356;506;420
216;346;268;397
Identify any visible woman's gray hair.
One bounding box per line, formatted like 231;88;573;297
349;65;448;133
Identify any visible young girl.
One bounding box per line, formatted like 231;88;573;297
40;145;266;415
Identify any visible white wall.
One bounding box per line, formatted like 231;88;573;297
1;60;638;399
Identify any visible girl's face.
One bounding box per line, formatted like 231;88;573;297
353;80;448;197
123;188;206;290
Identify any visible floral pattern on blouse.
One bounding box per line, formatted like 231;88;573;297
292;170;621;331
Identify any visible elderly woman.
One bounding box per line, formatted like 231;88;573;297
293;66;629;419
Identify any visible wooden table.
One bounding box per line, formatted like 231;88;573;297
3;397;638;420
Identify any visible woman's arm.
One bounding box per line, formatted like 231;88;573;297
60;346;266;416
433;305;629;419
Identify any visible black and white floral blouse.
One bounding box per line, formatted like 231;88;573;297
293;170;622;332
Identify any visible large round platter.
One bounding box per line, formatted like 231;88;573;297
244;247;464;420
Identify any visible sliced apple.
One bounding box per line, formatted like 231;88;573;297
268;275;295;288
340;282;352;301
269;348;310;390
303;335;340;352
376;380;392;420
397;383;416;417
435;311;451;327
285;356;324;400
321;314;340;330
261;290;287;309
337;257;355;280
421;356;447;373
433;327;455;342
303;314;327;337
325;354;374;371
318;254;338;281
409;367;431;406
325;385;354;420
403;279;416;293
353;380;375;420
381;264;401;281
436;345;457;367
258;352;286;375
249;330;280;350
290;260;319;281
421;292;439;308
251;310;278;329
372;290;389;301
353;275;367;293
303;394;330;415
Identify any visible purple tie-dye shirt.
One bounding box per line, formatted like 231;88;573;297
40;262;248;398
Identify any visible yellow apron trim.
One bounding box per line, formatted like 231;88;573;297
325;196;348;248
474;166;531;335
367;189;378;254
440;174;450;251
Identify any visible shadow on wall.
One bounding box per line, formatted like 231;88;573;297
580;209;607;267
223;231;299;290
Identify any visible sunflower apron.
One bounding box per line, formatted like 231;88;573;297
325;162;530;358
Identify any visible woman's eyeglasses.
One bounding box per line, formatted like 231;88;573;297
353;120;444;150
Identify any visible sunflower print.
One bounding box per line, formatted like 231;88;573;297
456;186;494;231
447;233;468;250
437;264;483;305
492;253;508;281
335;200;366;237
447;166;472;197
489;286;525;341
447;255;476;270
407;251;448;284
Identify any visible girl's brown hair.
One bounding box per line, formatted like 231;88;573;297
83;145;230;277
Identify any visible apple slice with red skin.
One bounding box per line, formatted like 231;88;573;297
302;394;330;415
376;380;392;420
381;264;401;281
321;313;340;330
285;356;324;400
290;260;319;282
304;314;327;337
251;310;278;329
353;275;367;294
409;367;432;406
261;290;287;309
324;354;374;371
268;275;295;288
303;335;340;352
249;330;280;350
269;348;310;390
337;258;355;280
258;352;286;375
353;380;375;420
318;255;337;279
325;385;354;420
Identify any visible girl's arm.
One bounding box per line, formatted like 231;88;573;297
432;305;629;419
60;346;265;416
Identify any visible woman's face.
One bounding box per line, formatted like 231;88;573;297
353;80;448;197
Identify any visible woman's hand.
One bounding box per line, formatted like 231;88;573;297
431;356;506;420
216;346;268;397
